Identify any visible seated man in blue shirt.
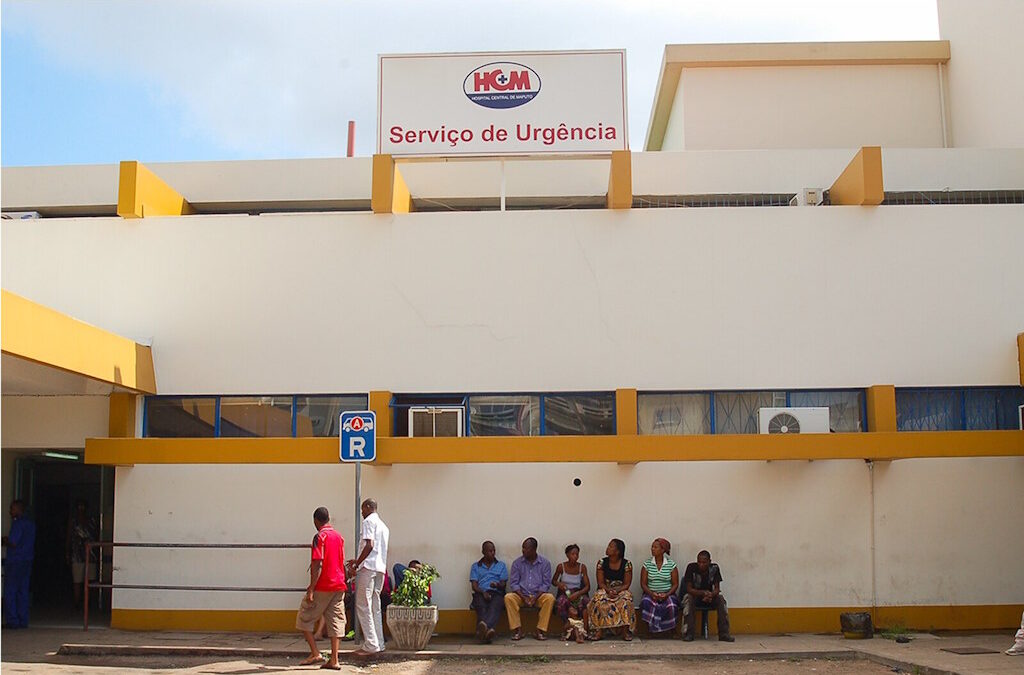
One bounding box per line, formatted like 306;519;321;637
469;541;507;643
504;537;555;641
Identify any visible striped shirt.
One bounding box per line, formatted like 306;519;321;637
643;556;677;593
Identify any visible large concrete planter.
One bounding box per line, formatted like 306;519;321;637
386;605;438;651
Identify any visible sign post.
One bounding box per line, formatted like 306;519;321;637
340;410;377;643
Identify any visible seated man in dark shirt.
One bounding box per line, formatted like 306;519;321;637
680;549;734;642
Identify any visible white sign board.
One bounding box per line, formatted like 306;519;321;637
378;50;628;157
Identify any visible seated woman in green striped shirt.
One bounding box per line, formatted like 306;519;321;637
639;538;680;635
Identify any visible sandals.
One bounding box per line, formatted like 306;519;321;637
299;655;324;666
623;629;634;641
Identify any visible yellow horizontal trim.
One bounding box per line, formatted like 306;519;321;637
646;40;950;151
84;430;1024;466
1;290;157;394
117;160;194;218
111;603;1023;634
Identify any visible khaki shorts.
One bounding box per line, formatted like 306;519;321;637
296;591;346;637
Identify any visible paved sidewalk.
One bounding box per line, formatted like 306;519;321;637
1;626;1020;674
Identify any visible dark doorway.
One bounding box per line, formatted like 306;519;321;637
10;452;113;627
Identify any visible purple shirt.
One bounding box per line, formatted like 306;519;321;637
509;554;552;597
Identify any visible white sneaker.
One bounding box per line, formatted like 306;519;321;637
1006;643;1024;655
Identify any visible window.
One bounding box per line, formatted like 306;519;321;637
469;395;541;436
295;395;368;437
898;387;1024;431
714;391;785;434
144;393;368;437
409;407;464;437
219;396;293;437
789;390;865;432
638;393;710;435
144;397;217;437
543;393;615;435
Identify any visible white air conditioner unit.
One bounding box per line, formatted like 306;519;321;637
758;407;830;434
789;188;824;207
408;406;464;438
1;211;41;219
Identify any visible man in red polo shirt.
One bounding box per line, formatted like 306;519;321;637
296;506;346;669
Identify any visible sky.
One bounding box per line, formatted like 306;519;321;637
1;0;940;167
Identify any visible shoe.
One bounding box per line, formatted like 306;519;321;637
1007;643;1024;655
485;628;496;643
682;634;694;642
341;630;355;641
476;621;487;642
719;634;735;642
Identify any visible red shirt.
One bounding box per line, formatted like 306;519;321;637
311;524;347;592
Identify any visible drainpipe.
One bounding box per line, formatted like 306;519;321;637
867;460;877;627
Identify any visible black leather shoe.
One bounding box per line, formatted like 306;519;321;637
719;634;735;642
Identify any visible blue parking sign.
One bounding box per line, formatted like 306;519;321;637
340;411;376;462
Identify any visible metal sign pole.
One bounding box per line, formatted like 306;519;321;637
353;460;362;644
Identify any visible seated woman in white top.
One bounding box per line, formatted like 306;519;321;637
551;543;591;641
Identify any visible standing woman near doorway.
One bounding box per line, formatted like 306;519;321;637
65;499;97;609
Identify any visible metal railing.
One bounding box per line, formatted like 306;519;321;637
82;541;308;630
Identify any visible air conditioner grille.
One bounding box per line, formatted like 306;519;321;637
767;412;800;434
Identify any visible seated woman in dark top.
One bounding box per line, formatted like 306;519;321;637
585;538;635;641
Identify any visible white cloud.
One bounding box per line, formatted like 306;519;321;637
3;0;939;158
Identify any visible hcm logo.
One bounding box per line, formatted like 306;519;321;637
463;62;541;109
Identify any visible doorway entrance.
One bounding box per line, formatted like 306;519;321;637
8;451;113;627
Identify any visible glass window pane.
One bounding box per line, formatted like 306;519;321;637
714;391;784;434
964;387;1024;430
638;393;710;435
219;396;293;437
789;390;865;432
145;397;217;437
543;394;615;435
469;396;541;436
295;395;368;437
896;390;963;431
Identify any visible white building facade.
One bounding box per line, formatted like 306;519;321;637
2;0;1022;634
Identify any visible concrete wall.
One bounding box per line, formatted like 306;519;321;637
110;457;1024;613
663;65;944;151
2;205;1022;394
1;395;109;449
938;0;1024;148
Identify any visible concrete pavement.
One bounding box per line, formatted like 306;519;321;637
1;626;1021;674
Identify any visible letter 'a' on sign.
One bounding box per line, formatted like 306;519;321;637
340;411;377;462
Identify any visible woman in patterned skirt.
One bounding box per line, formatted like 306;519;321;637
552;543;591;640
586;538;635;641
639;538;680;636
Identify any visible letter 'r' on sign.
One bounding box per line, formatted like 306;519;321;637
340;411;377;462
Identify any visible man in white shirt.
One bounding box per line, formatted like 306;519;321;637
347;498;390;657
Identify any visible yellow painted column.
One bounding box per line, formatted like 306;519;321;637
108;393;137;438
615;388;638;435
368;391;392;437
830;146;884;206
371;155;412;214
117;161;195;218
1018;333;1024;385
607;150;632;209
866;385;897;432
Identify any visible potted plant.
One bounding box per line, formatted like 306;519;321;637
386;563;440;650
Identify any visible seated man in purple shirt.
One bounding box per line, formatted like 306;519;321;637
504;537;555;640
